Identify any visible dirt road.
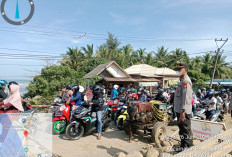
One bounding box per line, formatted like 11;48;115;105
52;123;154;157
53;115;232;157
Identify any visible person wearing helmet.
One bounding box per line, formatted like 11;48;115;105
67;85;82;110
201;88;207;97
163;89;169;101
202;91;217;120
196;89;204;99
221;88;229;114
111;85;119;100
90;85;104;140
138;87;146;102
155;88;166;102
61;84;73;103
0;83;24;113
79;85;88;103
226;88;231;114
0;80;7;102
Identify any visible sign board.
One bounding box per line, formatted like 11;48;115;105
139;82;158;87
168;78;179;85
191;118;226;140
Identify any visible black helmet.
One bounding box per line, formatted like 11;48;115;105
8;81;19;89
66;84;72;90
72;85;79;92
119;87;125;93
92;85;101;92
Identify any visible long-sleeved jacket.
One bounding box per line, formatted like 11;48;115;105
111;89;118;100
174;75;193;114
71;92;82;106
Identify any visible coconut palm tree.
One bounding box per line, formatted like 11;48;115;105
145;52;153;65
168;48;189;69
59;47;85;70
201;53;213;76
82;44;94;58
190;56;204;71
137;48;147;63
153;46;169;67
117;44;134;68
211;54;229;78
105;33;121;60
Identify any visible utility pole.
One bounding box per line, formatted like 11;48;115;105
209;38;228;88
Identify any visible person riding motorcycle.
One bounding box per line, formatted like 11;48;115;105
79;85;87;104
202;91;217;120
90;85;104;140
201;88;207;97
0;82;24;113
196;89;204;99
0;80;7;102
155;88;167;102
221;88;229;114
138;87;146;102
111;85;119;100
61;84;73;103
67;85;82;110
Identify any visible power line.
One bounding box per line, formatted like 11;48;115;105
0;47;64;55
0;64;45;66
0;25;219;42
0;26;87;39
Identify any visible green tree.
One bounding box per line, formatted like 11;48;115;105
102;33;121;60
116;44;134;68
145;52;153;65
82;44;94;58
79;57;109;74
137;48;147;63
201;53;213;75
27;65;86;97
211;54;229;78
153;46;169;67
60;47;85;70
168;48;189;69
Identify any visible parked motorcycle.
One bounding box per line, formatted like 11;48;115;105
193;103;224;122
52;100;75;135
65;104;111;140
49;96;63;118
116;104;128;130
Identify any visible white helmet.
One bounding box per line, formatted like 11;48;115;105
79;85;85;93
113;85;119;90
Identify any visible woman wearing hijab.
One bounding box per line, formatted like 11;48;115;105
0;83;24;113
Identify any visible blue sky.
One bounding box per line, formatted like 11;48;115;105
0;0;232;81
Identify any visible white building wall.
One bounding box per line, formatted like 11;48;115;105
107;64;128;78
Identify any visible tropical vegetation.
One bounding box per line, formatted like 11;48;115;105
26;33;232;101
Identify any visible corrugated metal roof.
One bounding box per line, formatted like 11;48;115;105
154;67;179;76
103;77;160;82
125;64;179;77
125;64;158;77
84;61;130;79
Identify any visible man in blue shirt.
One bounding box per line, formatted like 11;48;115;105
69;85;82;110
111;85;119;100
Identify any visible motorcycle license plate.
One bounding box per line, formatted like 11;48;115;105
55;112;63;116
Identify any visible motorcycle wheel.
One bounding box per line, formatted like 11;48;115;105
65;123;84;140
117;118;124;130
53;120;66;135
